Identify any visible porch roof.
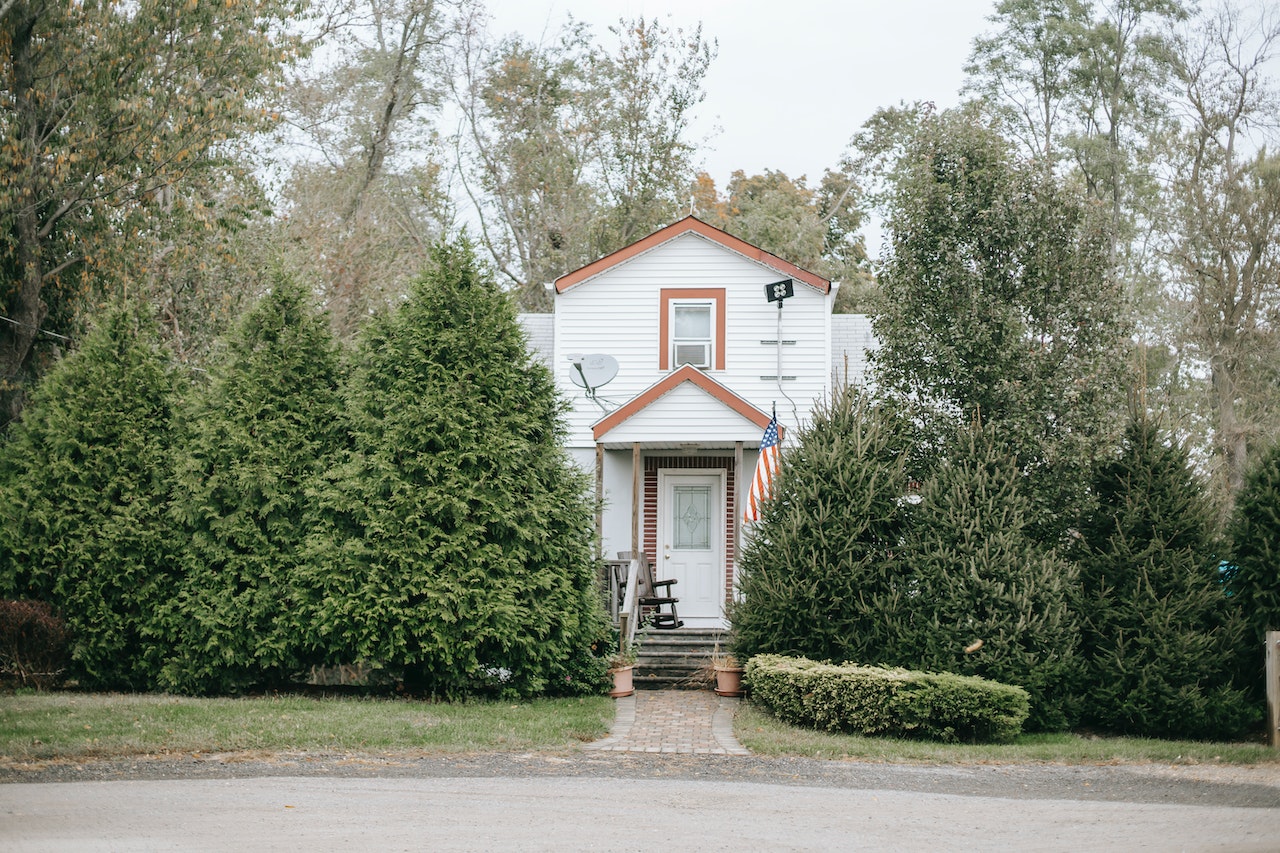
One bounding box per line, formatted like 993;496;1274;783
591;365;774;448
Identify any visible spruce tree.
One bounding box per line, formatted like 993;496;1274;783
731;387;912;664
303;239;606;699
898;425;1080;731
1073;414;1255;739
160;274;344;694
0;301;177;689
1227;437;1280;671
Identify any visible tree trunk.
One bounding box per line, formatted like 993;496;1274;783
1210;356;1248;500
0;204;48;425
1;5;48;425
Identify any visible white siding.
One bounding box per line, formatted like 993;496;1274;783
831;314;878;388
554;232;831;448
601;449;636;558
517;313;554;370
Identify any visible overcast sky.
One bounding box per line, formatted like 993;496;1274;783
481;0;999;190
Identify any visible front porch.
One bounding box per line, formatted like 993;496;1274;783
590;366;773;631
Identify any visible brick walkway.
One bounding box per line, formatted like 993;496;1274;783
584;689;750;755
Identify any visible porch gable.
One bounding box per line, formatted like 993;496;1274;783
591;364;772;446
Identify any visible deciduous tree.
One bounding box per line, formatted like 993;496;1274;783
277;0;454;336
453;14;714;306
0;0;299;422
871;107;1128;537
1161;3;1280;499
693;167;873;311
452;19;600;309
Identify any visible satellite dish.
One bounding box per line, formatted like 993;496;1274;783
568;353;619;392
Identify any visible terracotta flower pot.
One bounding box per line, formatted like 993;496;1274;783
609;664;634;698
713;665;744;697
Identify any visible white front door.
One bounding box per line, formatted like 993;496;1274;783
657;471;725;624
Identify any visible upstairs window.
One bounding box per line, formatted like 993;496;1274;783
672;303;713;368
660;288;726;371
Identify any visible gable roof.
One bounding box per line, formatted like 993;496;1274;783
592;364;776;442
554;216;830;295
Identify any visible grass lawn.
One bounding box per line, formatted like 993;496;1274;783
734;701;1280;767
3;691;1278;768
0;692;614;762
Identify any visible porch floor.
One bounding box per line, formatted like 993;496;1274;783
584;689;749;755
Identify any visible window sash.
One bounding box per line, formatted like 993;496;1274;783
672;302;713;368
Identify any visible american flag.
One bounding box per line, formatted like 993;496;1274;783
743;415;780;522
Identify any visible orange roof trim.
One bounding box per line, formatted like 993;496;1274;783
555;216;830;295
592;364;777;441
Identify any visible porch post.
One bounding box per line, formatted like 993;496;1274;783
631;442;641;555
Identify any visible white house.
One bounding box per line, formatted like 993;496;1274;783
520;216;874;629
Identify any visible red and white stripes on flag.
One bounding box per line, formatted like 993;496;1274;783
743;415;780;522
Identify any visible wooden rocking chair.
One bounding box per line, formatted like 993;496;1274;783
618;551;683;630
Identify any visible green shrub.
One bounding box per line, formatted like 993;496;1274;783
1072;414;1256;739
1228;437;1280;645
894;424;1081;731
730;388;912;664
159;273;344;695
745;654;1030;743
0;600;69;690
302;240;607;699
0;300;178;690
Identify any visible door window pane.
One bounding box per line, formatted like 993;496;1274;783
673;485;712;550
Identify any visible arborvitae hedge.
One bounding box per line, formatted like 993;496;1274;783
1228;438;1280;645
730;386;912;663
0;302;177;690
160;275;344;694
1072;414;1256;739
302;240;607;699
896;426;1080;731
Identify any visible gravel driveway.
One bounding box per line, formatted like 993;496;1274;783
5;748;1280;804
3;752;1279;851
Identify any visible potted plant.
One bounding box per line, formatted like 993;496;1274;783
712;647;744;698
607;641;638;698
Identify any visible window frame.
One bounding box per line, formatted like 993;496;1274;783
660;288;726;371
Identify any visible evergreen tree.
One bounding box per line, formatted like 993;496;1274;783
898;425;1081;731
1072;413;1255;739
303;239;606;699
1227;438;1280;644
731;387;913;664
0;301;177;689
159;274;344;694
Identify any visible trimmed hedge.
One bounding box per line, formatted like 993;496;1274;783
744;654;1030;743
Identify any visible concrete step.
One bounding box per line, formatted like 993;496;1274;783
634;628;731;689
